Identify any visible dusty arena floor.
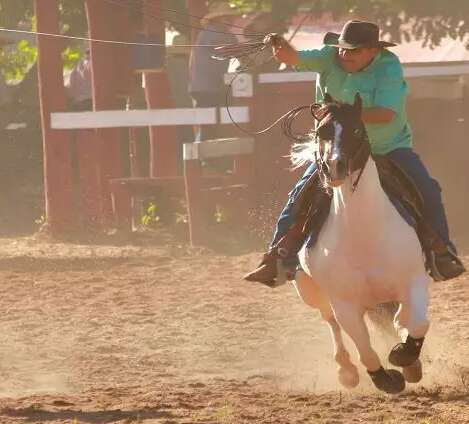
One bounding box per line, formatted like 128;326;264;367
0;230;468;423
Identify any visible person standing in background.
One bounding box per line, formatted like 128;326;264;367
67;48;92;111
167;33;194;172
189;4;239;142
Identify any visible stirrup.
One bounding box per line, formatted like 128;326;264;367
270;259;296;288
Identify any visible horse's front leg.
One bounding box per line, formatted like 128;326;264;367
389;275;430;381
294;272;359;388
326;317;359;388
332;301;405;394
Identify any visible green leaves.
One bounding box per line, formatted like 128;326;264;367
62;46;81;70
0;39;37;82
222;0;270;13
303;0;469;48
141;202;161;228
0;0;86;82
0;0;467;84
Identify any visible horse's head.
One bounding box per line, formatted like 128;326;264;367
312;93;369;188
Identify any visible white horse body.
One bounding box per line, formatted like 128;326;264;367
300;157;429;310
295;149;431;390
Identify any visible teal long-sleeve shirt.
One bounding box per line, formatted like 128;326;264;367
297;46;412;155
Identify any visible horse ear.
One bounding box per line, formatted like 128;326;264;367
354;93;363;111
324;92;334;103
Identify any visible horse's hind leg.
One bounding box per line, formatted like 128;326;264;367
332;301;405;394
294;272;358;388
389;276;429;371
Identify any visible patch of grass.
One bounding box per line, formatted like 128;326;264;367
214;401;236;424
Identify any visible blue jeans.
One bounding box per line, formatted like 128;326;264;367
272;148;451;247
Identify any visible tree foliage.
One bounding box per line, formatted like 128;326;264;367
0;0;86;81
210;0;469;48
0;0;467;82
301;0;469;48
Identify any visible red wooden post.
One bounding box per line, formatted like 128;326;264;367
85;0;128;226
35;0;77;235
233;95;255;182
112;5;133;101
127;88;145;178
143;71;178;177
110;180;133;231
141;0;178;178
230;77;258;222
184;156;209;245
76;130;103;227
129;127;143;177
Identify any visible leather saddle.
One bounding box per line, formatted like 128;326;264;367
286;156;442;258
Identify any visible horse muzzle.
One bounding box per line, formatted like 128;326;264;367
328;157;348;187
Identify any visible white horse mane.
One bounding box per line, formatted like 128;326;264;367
290;122;343;170
290;133;319;169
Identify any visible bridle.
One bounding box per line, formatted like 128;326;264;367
312;110;370;193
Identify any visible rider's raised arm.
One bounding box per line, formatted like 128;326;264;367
271;36;299;65
271;35;331;72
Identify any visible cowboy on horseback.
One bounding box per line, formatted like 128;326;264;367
244;20;465;285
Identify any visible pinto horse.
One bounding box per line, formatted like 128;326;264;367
293;94;430;394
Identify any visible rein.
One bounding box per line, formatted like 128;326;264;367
313;116;370;193
350;140;370;192
350;146;368;192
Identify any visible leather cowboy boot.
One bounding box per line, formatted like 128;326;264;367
430;249;465;281
418;222;466;281
243;219;308;287
244;170;329;288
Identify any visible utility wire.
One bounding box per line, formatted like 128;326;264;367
1;2;316;141
103;0;263;35
0;27;247;48
103;0;265;38
0;2;268;46
223;9;315;138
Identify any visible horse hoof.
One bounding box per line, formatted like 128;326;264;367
388;336;424;367
403;359;423;383
368;367;405;394
338;365;359;389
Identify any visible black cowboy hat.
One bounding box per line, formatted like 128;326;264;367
323;20;397;49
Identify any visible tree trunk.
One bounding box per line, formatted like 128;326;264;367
35;0;77;235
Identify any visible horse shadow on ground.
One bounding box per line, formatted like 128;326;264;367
0;406;175;423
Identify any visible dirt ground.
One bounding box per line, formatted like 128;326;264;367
0;230;468;424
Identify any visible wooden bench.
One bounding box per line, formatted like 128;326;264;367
110;176;185;231
109;137;256;244
183;137;255;246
